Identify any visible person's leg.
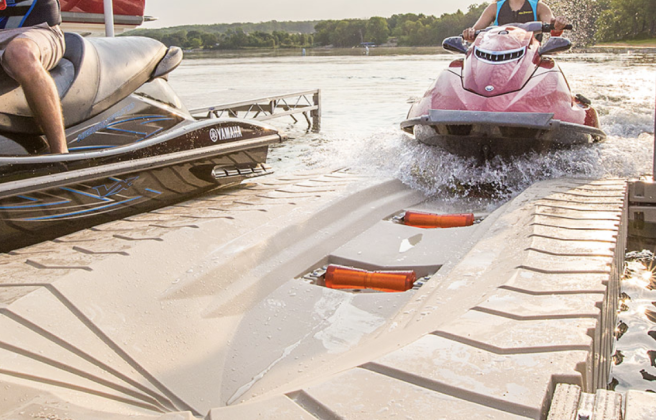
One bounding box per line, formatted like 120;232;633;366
3;37;67;153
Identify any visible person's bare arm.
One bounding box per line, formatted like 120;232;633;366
537;2;568;31
463;3;497;41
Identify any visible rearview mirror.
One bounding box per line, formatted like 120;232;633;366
538;37;572;55
442;37;468;54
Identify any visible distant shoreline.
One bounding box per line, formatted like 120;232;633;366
181;45;449;58
180;44;656;58
597;39;656;48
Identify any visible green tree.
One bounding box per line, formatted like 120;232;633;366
187;30;203;40
331;20;366;47
162;30;187;48
314;20;338;45
230;27;249;48
201;32;219;48
365;17;389;45
433;10;466;44
187;38;202;49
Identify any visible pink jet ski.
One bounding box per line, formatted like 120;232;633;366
401;22;605;161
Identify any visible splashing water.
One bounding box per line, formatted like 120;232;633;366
274;128;653;201
551;0;600;46
267;53;655;202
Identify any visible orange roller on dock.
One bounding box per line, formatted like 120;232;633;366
402;211;474;229
324;265;416;292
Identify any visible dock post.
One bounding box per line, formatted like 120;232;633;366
104;0;115;37
653;82;655;180
311;90;322;133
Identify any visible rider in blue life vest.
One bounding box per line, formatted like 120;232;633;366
0;0;67;154
462;0;569;42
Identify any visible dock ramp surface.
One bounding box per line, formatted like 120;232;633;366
0;172;647;419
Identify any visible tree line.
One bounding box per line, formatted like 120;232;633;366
595;0;656;42
129;5;486;50
128;1;656;50
314;4;487;47
148;29;314;50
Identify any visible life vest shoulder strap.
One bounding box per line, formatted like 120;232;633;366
527;0;539;21
494;0;507;26
494;0;540;26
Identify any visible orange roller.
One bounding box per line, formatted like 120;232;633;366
324;265;416;292
402;211;474;229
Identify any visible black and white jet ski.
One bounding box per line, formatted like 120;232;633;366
0;33;283;252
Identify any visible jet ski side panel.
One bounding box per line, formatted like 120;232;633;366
0;140;276;252
0;85;283;251
409;68;588;124
0;77;191;157
0;116;281;181
403;63;604;158
0;82;284;251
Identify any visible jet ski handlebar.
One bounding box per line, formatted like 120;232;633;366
466;22;573;40
542;23;573;32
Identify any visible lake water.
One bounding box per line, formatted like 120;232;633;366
169;49;656;201
169;49;656;391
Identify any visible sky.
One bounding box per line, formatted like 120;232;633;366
142;0;484;28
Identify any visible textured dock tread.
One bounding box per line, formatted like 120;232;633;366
239;178;626;420
208;395;316;420
0;169;378;419
366;336;589;419
294;368;531;420
547;384;626;420
0;176;629;419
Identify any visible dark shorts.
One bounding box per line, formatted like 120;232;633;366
0;23;65;79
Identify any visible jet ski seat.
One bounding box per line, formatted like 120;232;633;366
0;33;179;135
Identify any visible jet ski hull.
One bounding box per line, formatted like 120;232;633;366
0;128;279;253
402;109;605;160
